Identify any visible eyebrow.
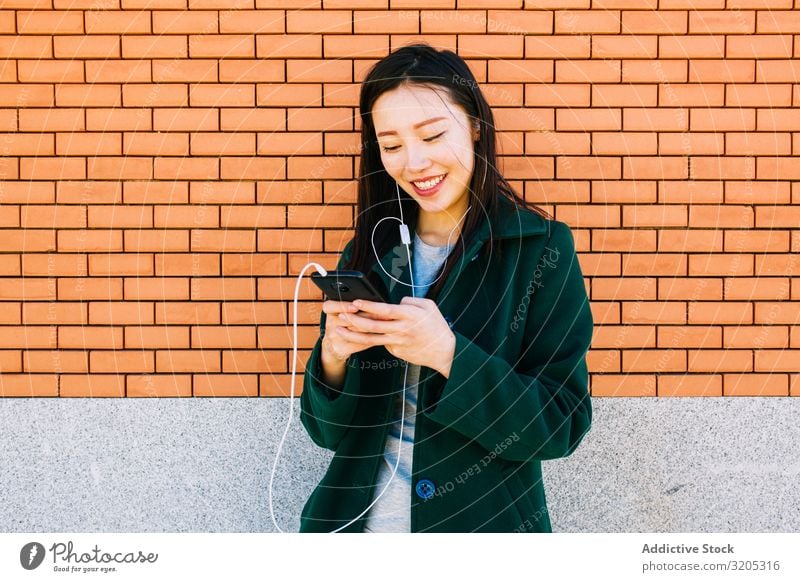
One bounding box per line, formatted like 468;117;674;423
376;117;447;138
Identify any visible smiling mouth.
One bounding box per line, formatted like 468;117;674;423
411;174;446;191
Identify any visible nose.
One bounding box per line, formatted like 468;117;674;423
404;143;431;174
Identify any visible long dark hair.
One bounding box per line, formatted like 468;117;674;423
345;43;549;301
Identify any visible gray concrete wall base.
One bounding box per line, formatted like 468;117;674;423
1;398;797;532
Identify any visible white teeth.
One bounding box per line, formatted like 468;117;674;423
412;175;445;190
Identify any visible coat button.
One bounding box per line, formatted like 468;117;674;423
415;478;435;500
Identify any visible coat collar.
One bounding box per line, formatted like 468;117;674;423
370;196;550;302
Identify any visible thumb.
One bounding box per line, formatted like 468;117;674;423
400;296;430;308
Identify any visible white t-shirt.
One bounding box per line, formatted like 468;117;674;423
362;232;451;532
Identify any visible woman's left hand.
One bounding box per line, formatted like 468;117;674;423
335;297;456;378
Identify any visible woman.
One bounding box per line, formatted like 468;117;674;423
299;44;593;533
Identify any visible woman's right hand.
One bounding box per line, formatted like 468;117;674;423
320;301;364;362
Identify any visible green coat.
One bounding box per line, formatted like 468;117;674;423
299;196;593;532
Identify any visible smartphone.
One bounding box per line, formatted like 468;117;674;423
311;270;388;303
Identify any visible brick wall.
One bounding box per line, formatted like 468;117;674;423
0;0;797;398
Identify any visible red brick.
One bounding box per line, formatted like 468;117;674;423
58;325;123;350
123;84;188;107
190;230;256;253
725;84;792;107
89;253;153;276
152;60;217;83
657;325;721;348
756;60;800;82
155;253;219;277
57;132;121;156
155;205;219;228
557;108;621;131
593;35;658;59
590;374;656;397
0;374;58;397
18;60;84;83
191;277;256;300
221;10;284;33
258;83;322;107
555;10;620;34
256;34;322;59
356;6;418;34
221;206;284;228
622;10;687;34
757;8;800;33
623;156;688;180
525;36;590;59
389;35;457;54
689;10;754;33
153;158;218;180
323;35;389;58
658;34;725;59
527;132;590;156
89;157;154;180
194;374;258;397
155;302;220;325
54;35;120;59
192;326;256;349
219;59;284;83
60;375;126;398
86;109;152;131
128;374;192;398
122;35;188;59
556;60;620;83
17;10;84;34
659;132;723;156
0;84;54;107
691;60;755;83
220;157;285;180
659;374;722;397
124;132;189;156
491;60;554;83
190;132;255;155
152;10;217;34
191;181;255;204
20;157;85;180
622;60;687;82
221;301;284;324
723;373;788;396
85;10;150;33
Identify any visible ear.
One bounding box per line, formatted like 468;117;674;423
472;120;480;141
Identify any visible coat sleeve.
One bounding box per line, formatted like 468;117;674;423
423;221;593;462
299;240;364;451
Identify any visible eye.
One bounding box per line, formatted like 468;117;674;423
424;131;446;142
380;144;400;153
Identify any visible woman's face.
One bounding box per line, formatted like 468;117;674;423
371;83;478;221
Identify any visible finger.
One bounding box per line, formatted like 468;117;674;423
352;299;404;319
335;326;386;347
338;312;403;334
355;310;393;321
400;296;433;308
322;300;357;315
